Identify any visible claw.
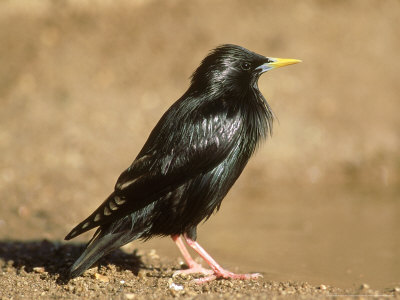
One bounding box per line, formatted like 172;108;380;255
190;270;261;284
192;274;217;284
173;262;214;278
214;270;263;280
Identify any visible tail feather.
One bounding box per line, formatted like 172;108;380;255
65;192;123;241
68;227;135;278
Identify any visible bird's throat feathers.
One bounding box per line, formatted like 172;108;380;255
185;80;274;156
241;88;274;151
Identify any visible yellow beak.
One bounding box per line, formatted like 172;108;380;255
268;57;302;69
256;57;301;73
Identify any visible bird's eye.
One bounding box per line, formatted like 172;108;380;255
241;62;251;71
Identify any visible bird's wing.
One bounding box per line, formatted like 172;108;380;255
65;102;243;240
116;108;243;196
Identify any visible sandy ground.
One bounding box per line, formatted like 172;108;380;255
1;0;400;298
1;240;398;299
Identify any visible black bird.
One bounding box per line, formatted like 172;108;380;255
65;44;300;282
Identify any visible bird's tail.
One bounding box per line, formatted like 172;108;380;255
68;226;133;279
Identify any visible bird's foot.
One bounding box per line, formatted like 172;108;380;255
174;264;262;284
173;262;214;278
193;268;262;284
175;234;263;284
214;268;262;280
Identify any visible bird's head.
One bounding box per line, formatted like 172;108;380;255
189;44;301;94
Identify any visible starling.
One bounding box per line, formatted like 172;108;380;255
65;44;301;282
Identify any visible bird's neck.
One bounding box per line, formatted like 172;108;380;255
239;87;274;150
185;83;274;146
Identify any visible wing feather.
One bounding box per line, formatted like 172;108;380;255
65;96;242;239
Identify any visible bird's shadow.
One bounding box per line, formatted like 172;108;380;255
0;239;144;284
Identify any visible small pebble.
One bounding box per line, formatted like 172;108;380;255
360;283;370;290
33;267;45;274
169;282;184;291
148;249;160;259
94;273;109;283
137;269;147;280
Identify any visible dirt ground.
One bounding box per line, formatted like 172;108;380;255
1;0;400;299
1;240;397;299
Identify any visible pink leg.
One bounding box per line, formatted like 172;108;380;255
171;235;214;278
183;234;262;283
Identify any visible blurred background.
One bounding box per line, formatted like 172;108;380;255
0;0;399;289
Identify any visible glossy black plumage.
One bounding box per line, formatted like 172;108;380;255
65;44;295;279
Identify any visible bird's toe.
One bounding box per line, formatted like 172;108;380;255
172;263;214;278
